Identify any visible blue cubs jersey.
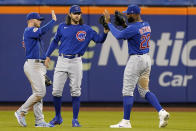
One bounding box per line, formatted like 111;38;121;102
46;23;107;57
108;22;151;55
23;20;55;60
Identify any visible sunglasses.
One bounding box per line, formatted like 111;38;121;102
73;12;81;15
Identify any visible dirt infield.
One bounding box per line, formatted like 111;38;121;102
0;106;196;112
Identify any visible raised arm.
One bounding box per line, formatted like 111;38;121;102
91;29;108;43
44;25;61;68
28;10;57;38
45;26;61;57
104;9;137;40
108;23;125;39
40;10;57;35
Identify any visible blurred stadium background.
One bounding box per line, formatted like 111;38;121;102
0;0;196;112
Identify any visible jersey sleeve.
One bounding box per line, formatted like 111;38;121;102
108;23;137;39
40;20;55;35
90;28;108;43
45;25;61;57
27;20;55;38
26;27;41;38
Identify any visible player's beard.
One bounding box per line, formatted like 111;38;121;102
128;16;135;23
71;17;80;24
34;22;40;28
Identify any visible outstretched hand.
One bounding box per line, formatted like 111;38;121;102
104;28;109;33
103;9;110;24
51;10;57;21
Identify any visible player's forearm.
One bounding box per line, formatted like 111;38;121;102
108;23;124;39
45;40;58;57
96;32;108;43
40;20;56;35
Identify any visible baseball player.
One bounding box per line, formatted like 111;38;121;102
103;5;169;128
14;11;56;127
45;5;109;127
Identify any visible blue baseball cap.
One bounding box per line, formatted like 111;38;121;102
26;12;44;21
69;5;81;14
122;5;140;14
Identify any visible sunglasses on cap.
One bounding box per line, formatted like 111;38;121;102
73;12;81;15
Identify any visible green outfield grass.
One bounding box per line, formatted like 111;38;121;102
0;110;196;131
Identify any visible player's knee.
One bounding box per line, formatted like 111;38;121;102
122;88;134;96
122;86;134;96
139;90;149;98
34;92;45;100
37;91;46;98
35;88;46;98
70;87;81;97
123;77;136;96
122;92;134;96
52;89;63;97
35;95;42;101
138;86;149;98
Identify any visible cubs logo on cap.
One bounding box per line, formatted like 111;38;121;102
76;31;86;42
122;4;140;14
70;5;82;13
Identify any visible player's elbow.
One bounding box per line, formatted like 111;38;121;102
49;40;58;48
94;38;105;44
115;35;123;40
114;33;124;40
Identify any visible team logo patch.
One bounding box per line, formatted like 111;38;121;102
75;6;80;11
76;31;86;42
33;28;38;32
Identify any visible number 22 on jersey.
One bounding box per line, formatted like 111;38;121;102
140;33;150;49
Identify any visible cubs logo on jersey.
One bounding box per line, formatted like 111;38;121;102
76;31;86;42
